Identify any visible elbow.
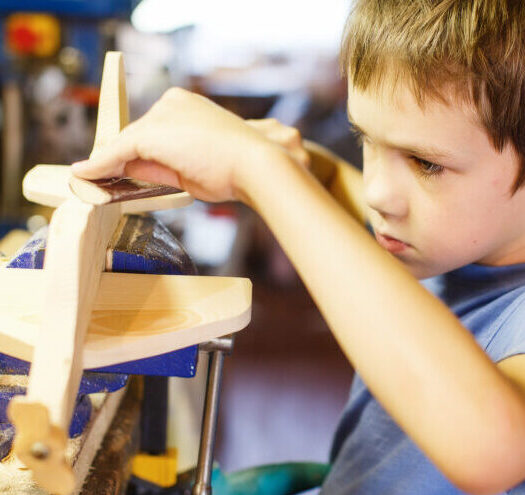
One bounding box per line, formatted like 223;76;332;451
449;468;524;495
443;419;525;494
450;474;517;495
446;455;524;495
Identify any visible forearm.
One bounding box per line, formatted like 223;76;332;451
240;147;525;491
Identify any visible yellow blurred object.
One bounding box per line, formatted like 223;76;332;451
6;13;60;57
132;448;178;487
0;229;31;258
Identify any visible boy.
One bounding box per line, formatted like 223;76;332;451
72;0;525;493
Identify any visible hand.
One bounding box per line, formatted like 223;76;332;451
246;118;310;170
72;88;283;203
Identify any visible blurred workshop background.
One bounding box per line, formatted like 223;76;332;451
0;0;361;483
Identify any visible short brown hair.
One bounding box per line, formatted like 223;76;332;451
341;0;525;192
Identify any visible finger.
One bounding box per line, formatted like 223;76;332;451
295;148;311;169
71;130;140;179
286;147;309;168
124;159;183;189
246;118;278;130
265;125;303;149
283;126;303;147
71;159;123;179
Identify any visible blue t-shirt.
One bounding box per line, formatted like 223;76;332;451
321;262;525;495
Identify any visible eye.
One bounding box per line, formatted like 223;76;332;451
412;156;445;178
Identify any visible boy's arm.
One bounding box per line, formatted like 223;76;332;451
246;118;367;224
72;89;525;494
241;149;525;495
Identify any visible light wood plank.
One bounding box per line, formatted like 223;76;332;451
0;269;252;368
22;164;72;208
8;198;122;494
7;52;128;495
28;199;121;427
89;52;129;160
71;387;127;493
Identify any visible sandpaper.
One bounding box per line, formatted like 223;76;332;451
69;176;182;205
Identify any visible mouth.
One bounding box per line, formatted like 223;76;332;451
374;232;411;254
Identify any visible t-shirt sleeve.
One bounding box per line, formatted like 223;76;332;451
486;291;525;362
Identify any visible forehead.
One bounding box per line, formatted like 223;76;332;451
347;76;481;131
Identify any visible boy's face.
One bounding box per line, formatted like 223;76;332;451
347;79;525;279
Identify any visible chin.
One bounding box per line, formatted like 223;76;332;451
397;258;444;280
408;266;433;280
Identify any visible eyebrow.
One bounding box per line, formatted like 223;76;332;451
347;109;457;163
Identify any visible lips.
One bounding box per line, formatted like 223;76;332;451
374;232;410;253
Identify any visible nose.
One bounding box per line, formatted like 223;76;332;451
363;150;408;219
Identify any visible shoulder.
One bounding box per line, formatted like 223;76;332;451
486;289;525;362
421;264;525;363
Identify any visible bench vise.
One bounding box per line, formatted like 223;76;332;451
0;214;200;461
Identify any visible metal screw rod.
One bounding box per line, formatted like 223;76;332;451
192;350;225;495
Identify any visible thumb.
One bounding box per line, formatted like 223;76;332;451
71;156;128;180
71;131;140;179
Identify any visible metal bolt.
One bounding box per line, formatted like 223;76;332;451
30;442;50;460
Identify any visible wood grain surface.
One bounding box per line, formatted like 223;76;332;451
0;269;252;368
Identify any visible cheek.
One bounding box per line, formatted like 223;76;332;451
413;195;486;251
422;198;503;261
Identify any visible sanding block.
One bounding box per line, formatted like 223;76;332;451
69;175;182;205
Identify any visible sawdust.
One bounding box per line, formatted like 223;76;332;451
0;394;103;494
0;390;125;493
0;375;28;387
0;436;84;494
0;455;46;495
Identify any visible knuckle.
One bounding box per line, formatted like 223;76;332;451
288;127;301;140
163;87;187;101
246;119;262;129
134;133;156;162
122;120;138;136
300;150;311;167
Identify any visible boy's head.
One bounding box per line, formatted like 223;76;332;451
341;0;525;278
342;0;525;191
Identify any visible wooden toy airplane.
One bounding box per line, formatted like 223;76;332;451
0;52;252;494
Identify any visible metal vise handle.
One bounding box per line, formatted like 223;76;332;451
192;336;234;495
